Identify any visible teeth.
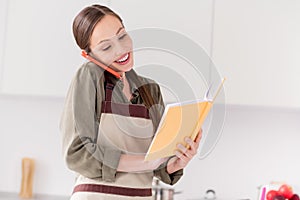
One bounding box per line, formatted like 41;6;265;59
116;53;129;63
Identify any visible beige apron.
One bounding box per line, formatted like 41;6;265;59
71;77;155;200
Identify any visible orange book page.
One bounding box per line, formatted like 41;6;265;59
145;101;212;161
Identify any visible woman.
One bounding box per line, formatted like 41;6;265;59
60;4;202;200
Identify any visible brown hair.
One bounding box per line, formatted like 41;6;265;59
73;5;161;130
72;4;123;53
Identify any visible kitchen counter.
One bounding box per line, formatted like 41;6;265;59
0;192;69;200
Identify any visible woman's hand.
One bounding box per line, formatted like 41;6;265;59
167;129;202;174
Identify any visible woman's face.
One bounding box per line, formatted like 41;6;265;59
89;15;133;74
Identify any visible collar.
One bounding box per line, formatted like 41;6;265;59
104;69;139;94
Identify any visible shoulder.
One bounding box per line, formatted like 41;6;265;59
131;70;161;93
138;74;157;85
73;62;105;83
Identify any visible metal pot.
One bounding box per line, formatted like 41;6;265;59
152;187;174;200
152;179;181;200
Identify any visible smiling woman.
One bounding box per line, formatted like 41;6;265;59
89;16;133;73
73;6;133;74
60;4;202;200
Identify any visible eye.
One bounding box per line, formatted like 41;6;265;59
118;33;127;40
102;45;111;51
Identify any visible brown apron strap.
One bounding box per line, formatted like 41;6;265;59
73;184;152;197
101;101;150;119
103;71;116;102
105;82;114;101
102;71;150;119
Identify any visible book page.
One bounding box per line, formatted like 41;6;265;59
145;100;212;161
144;78;225;161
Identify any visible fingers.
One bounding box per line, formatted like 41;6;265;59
176;141;197;159
195;129;203;143
177;143;193;159
174;129;203;165
185;138;198;154
174;150;190;164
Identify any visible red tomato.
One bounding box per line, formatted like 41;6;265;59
278;184;293;199
266;190;279;200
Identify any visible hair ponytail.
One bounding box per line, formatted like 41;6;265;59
129;73;163;132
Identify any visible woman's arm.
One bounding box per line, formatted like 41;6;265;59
61;63;122;181
117;129;202;174
117;155;168;172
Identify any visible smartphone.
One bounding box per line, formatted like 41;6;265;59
81;51;121;79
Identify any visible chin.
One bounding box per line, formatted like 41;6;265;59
124;62;134;72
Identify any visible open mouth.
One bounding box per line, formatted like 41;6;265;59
114;53;130;65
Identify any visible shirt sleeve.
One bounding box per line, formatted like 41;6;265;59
154;157;184;185
150;83;184;185
59;64;122;182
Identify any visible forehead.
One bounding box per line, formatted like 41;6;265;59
90;14;123;45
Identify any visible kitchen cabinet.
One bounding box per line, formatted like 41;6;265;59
0;0;214;100
0;0;109;97
109;0;215;101
0;0;8;92
2;0;298;107
109;0;212;52
212;0;300;108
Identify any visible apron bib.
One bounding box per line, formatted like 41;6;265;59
71;78;155;200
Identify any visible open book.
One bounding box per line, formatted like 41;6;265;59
144;78;225;161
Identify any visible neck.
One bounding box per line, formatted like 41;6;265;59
119;72;125;81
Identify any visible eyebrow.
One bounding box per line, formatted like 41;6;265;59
97;27;124;45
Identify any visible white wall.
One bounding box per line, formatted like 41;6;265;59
0;95;74;196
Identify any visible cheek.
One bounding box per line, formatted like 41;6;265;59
125;37;133;52
119;36;133;54
92;37;133;66
98;53;116;66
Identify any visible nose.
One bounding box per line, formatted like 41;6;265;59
113;36;132;59
114;42;125;58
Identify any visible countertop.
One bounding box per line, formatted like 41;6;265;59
0;192;69;200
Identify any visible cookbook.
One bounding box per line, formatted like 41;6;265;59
144;78;225;161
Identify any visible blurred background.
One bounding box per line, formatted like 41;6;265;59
0;0;299;199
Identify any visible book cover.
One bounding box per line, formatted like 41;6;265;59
144;78;225;161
